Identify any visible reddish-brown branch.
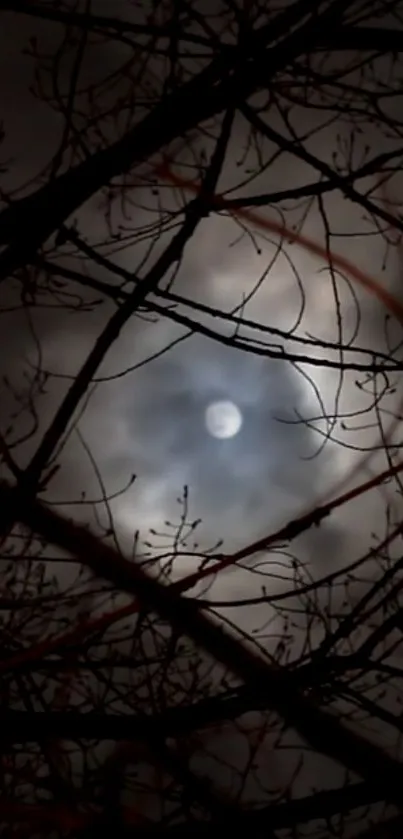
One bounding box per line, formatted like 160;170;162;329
156;156;403;515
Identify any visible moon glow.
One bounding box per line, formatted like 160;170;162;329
205;400;243;439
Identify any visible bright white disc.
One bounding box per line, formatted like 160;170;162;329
205;400;242;439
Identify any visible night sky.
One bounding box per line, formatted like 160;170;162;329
1;4;403;822
1;4;402;596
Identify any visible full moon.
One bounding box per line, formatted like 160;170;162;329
205;400;243;439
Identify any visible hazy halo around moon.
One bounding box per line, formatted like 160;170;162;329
205;400;243;439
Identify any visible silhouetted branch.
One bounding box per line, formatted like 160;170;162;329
2;478;403;807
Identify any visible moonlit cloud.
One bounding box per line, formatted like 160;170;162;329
1;0;402;632
3;6;403;831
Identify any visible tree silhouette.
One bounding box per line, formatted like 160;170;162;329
1;1;403;837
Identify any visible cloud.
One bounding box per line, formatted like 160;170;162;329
1;1;402;614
